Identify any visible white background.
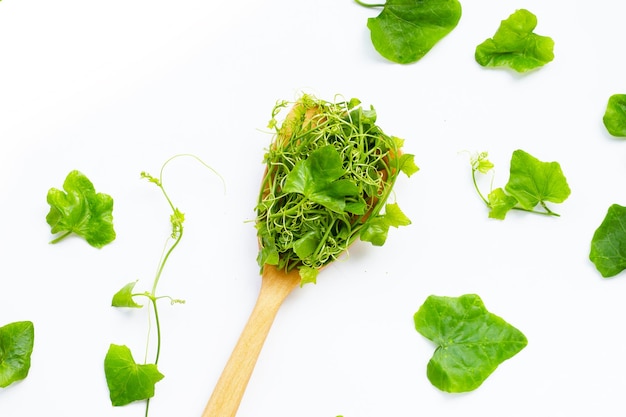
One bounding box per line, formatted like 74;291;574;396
1;1;626;416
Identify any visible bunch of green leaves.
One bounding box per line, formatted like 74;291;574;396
469;150;570;220
257;94;417;285
590;204;626;277
603;94;626;137
104;155;221;414
475;9;554;73
46;170;116;248
355;0;462;64
414;294;527;392
0;321;34;388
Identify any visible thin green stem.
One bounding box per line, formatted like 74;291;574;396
512;205;560;217
49;230;72;244
354;0;385;8
151;231;183;296
144;398;151;417
151;298;162;365
540;201;559;216
471;169;490;206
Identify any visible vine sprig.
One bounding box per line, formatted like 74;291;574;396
104;154;223;417
468;150;570;220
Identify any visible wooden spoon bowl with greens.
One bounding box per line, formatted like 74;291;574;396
202;94;417;417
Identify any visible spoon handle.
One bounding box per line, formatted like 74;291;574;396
202;265;300;417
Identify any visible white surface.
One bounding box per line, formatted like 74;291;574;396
1;1;626;416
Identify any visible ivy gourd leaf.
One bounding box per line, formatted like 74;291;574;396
590;204;626;277
111;281;143;308
292;231;321;261
487;188;518;220
104;344;164;406
283;145;360;213
399;152;419;177
603;94;626;137
0;321;35;388
298;265;319;286
504;149;571;211
414;294;527;393
360;202;411;246
475;9;554;73
361;0;462;64
46;170;116;248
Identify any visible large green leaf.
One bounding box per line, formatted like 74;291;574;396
504;149;571;211
414;294;527;392
475;9;554;73
0;321;35;388
590;204;626;277
603;94;626;137
364;0;462;64
104;344;164;406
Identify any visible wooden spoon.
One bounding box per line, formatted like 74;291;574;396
202;97;405;417
201;264;300;417
202;105;314;417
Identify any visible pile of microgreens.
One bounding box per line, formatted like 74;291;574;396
256;94;418;285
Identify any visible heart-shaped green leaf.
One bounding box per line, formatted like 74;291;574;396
104;344;164;406
475;9;554;73
414;294;527;392
504;149;571;211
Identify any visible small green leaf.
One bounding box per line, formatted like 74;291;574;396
504;149;571;211
475;9;554;73
360;203;410;246
590;204;626;277
46;170;116;248
360;217;389;246
603;94;626;137
470;151;494;174
383;203;411;227
283;145;359;213
414;294;527;393
0;321;35;388
104;344;164;406
112;281;143;308
256;223;280;267
298;265;319;286
487;188;518;220
362;0;462;64
292;231;321;260
170;208;185;239
399;153;419;177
